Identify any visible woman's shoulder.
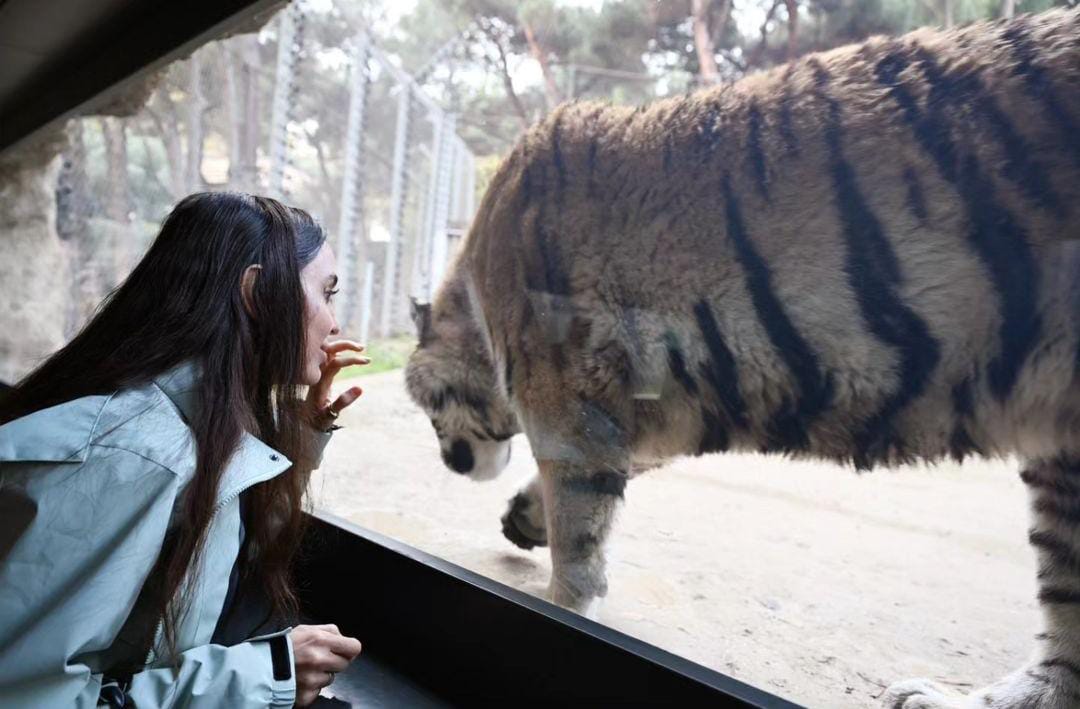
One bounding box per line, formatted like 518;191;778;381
91;382;197;476
0;379;195;477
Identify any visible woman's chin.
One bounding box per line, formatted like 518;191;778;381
301;366;322;388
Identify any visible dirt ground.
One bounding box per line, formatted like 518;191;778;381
311;369;1038;708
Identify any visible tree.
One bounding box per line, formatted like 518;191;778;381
691;0;722;83
519;0;566;110
185;53;207;193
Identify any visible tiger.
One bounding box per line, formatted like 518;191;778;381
404;8;1080;707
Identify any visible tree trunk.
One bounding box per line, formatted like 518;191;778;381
215;35;263;192
691;0;720;84
784;0;799;61
102;117;130;224
185;52;206;193
313;138;336;224
150;85;184;197
749;0;783;68
240;35;262;192
479;20;531;130
100;116;132;289
57;121;90;243
1002;0;1016;19
521;21;563;110
223;43;244;189
58;121;93;337
713;0;732;45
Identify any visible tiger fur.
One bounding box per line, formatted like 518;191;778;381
405;9;1080;707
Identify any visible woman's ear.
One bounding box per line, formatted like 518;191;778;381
240;264;262;319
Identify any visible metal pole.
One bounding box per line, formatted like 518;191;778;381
336;33;371;330
268;2;304;198
379;85;412;338
426;113;457;300
359;260;375;344
414;110;446;301
464;149;476;219
447;137;464;227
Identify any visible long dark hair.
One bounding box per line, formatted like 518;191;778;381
0;191;326;658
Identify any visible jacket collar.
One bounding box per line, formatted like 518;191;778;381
152;359;294;498
153;359;201;424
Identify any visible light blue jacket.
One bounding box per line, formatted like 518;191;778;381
0;361;330;708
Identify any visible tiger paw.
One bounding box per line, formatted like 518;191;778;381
883;679;962;709
500;490;547;550
885;666;1080;709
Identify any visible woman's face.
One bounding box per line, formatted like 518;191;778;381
299;244;341;386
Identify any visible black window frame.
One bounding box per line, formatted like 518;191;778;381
298;510;801;707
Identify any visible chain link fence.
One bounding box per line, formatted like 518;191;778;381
55;1;477;343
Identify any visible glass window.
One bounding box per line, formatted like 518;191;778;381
4;1;1071;706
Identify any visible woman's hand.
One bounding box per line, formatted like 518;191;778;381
291;623;362;706
306;340;369;431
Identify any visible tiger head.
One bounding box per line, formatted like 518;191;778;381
405;298;520;481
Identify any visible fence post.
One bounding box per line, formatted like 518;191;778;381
413;110;444;302
336;33;371;330
268;1;304;198
426;112;457;300
358;260;375;344
380;85;412;338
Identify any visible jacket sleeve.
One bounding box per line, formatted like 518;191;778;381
0;448;295;709
305;427;335;470
126;630;296;708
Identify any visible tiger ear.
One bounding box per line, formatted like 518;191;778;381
411;298;433;346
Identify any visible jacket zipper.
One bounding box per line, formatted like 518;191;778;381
143;467;285;665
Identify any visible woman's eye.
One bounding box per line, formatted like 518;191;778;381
325;288;340;303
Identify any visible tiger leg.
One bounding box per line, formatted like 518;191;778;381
537;457;628;617
501;473;548;550
885;457;1080;709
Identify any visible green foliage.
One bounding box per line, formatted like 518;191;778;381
338;336;418;378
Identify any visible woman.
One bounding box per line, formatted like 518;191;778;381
0;192;365;707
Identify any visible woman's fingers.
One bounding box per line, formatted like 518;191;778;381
305;345;368;427
321;353;370;373
293;624;362;660
322;339;365;356
309;354;365;403
292;626;362;705
300;650;351;675
291;624;362;706
311;355;367;398
331;387;363;414
320;649;354;672
323;632;363;659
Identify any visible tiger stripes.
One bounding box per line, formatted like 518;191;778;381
406;9;1080;707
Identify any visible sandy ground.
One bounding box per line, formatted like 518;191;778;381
311;369;1039;708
